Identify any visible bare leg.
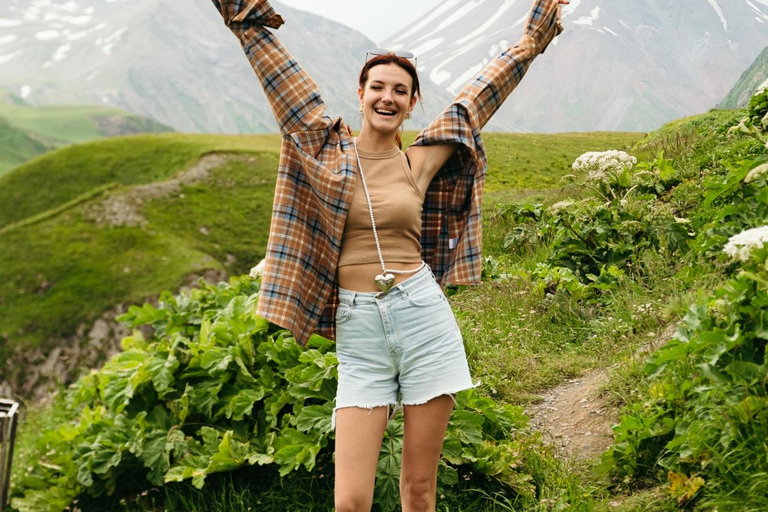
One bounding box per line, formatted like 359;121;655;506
334;406;389;512
400;395;455;512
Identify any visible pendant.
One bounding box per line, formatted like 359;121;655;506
375;272;395;292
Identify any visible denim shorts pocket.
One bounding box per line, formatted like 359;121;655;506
405;282;445;307
335;304;353;325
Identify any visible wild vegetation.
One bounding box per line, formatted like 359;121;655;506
5;86;768;511
0;131;636;384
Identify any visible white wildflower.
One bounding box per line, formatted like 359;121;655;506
745;163;768;183
572;150;637;182
549;200;574;213
249;258;266;279
674;217;690;224
723;225;768;261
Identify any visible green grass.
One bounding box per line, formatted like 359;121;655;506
0;133;281;228
0;150;279;362
0;116;52;177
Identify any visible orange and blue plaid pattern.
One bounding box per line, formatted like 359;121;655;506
212;0;563;346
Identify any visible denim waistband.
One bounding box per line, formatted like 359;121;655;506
338;264;434;306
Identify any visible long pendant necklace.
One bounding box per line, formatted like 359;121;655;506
353;138;425;292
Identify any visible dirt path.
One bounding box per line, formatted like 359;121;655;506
526;325;676;459
527;369;615;458
85;153;238;227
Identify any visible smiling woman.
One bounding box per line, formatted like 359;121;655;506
209;0;566;510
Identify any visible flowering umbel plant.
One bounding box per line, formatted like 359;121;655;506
723;225;768;262
570;150;639;203
572;150;637;182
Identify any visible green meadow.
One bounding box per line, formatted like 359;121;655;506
5;100;768;511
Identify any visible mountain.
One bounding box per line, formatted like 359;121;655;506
0;0;454;134
719;46;768;109
384;0;768;132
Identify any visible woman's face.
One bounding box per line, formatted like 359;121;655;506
358;63;417;136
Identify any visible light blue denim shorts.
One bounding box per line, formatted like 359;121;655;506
333;265;475;423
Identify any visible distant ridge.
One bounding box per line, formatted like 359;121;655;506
0;115;52;176
719;46;768;110
0;87;173;174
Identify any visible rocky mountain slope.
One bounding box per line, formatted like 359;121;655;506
384;0;768;132
719;45;768;109
0;0;453;134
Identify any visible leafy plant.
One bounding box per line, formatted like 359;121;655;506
603;242;768;509
12;274;538;512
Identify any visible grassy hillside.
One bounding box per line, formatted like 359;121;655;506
0;90;174;176
0;131;642;372
0;102;174;146
9;100;768;512
0;135;282;359
0;116;52;176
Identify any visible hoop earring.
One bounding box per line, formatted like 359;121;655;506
358;103;364;113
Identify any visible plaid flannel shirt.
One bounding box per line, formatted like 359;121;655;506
212;0;563;346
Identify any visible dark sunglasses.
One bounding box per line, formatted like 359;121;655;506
365;48;417;67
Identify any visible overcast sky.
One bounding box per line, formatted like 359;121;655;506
278;0;443;44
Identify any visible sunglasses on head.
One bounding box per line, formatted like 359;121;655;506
365;48;417;67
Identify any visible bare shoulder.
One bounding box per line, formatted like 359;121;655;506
405;143;461;193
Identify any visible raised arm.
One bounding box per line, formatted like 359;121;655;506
407;0;565;185
211;0;329;135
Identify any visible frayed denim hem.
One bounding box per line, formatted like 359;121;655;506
400;380;481;407
331;403;397;431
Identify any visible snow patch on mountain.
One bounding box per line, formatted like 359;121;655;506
412;37;444;57
53;43;71;61
428;1;481;40
560;0;583;19
36;30;60;40
707;0;728;31
0;51;21;65
747;0;768;19
391;0;460;43
453;0;518;47
448;62;483;94
573;6;601;26
0;35;17;45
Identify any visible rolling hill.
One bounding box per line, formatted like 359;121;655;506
0;115;52;176
0;130;643;398
0;89;174;176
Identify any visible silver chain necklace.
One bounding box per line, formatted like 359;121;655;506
353;138;425;292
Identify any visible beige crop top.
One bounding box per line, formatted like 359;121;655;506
337;145;425;268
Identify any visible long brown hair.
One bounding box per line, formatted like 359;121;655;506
358;53;421;149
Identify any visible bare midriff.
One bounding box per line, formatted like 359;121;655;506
337;261;424;292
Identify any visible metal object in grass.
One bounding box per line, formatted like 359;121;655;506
0;399;19;512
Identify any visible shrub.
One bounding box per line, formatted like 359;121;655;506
12;275;537;512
